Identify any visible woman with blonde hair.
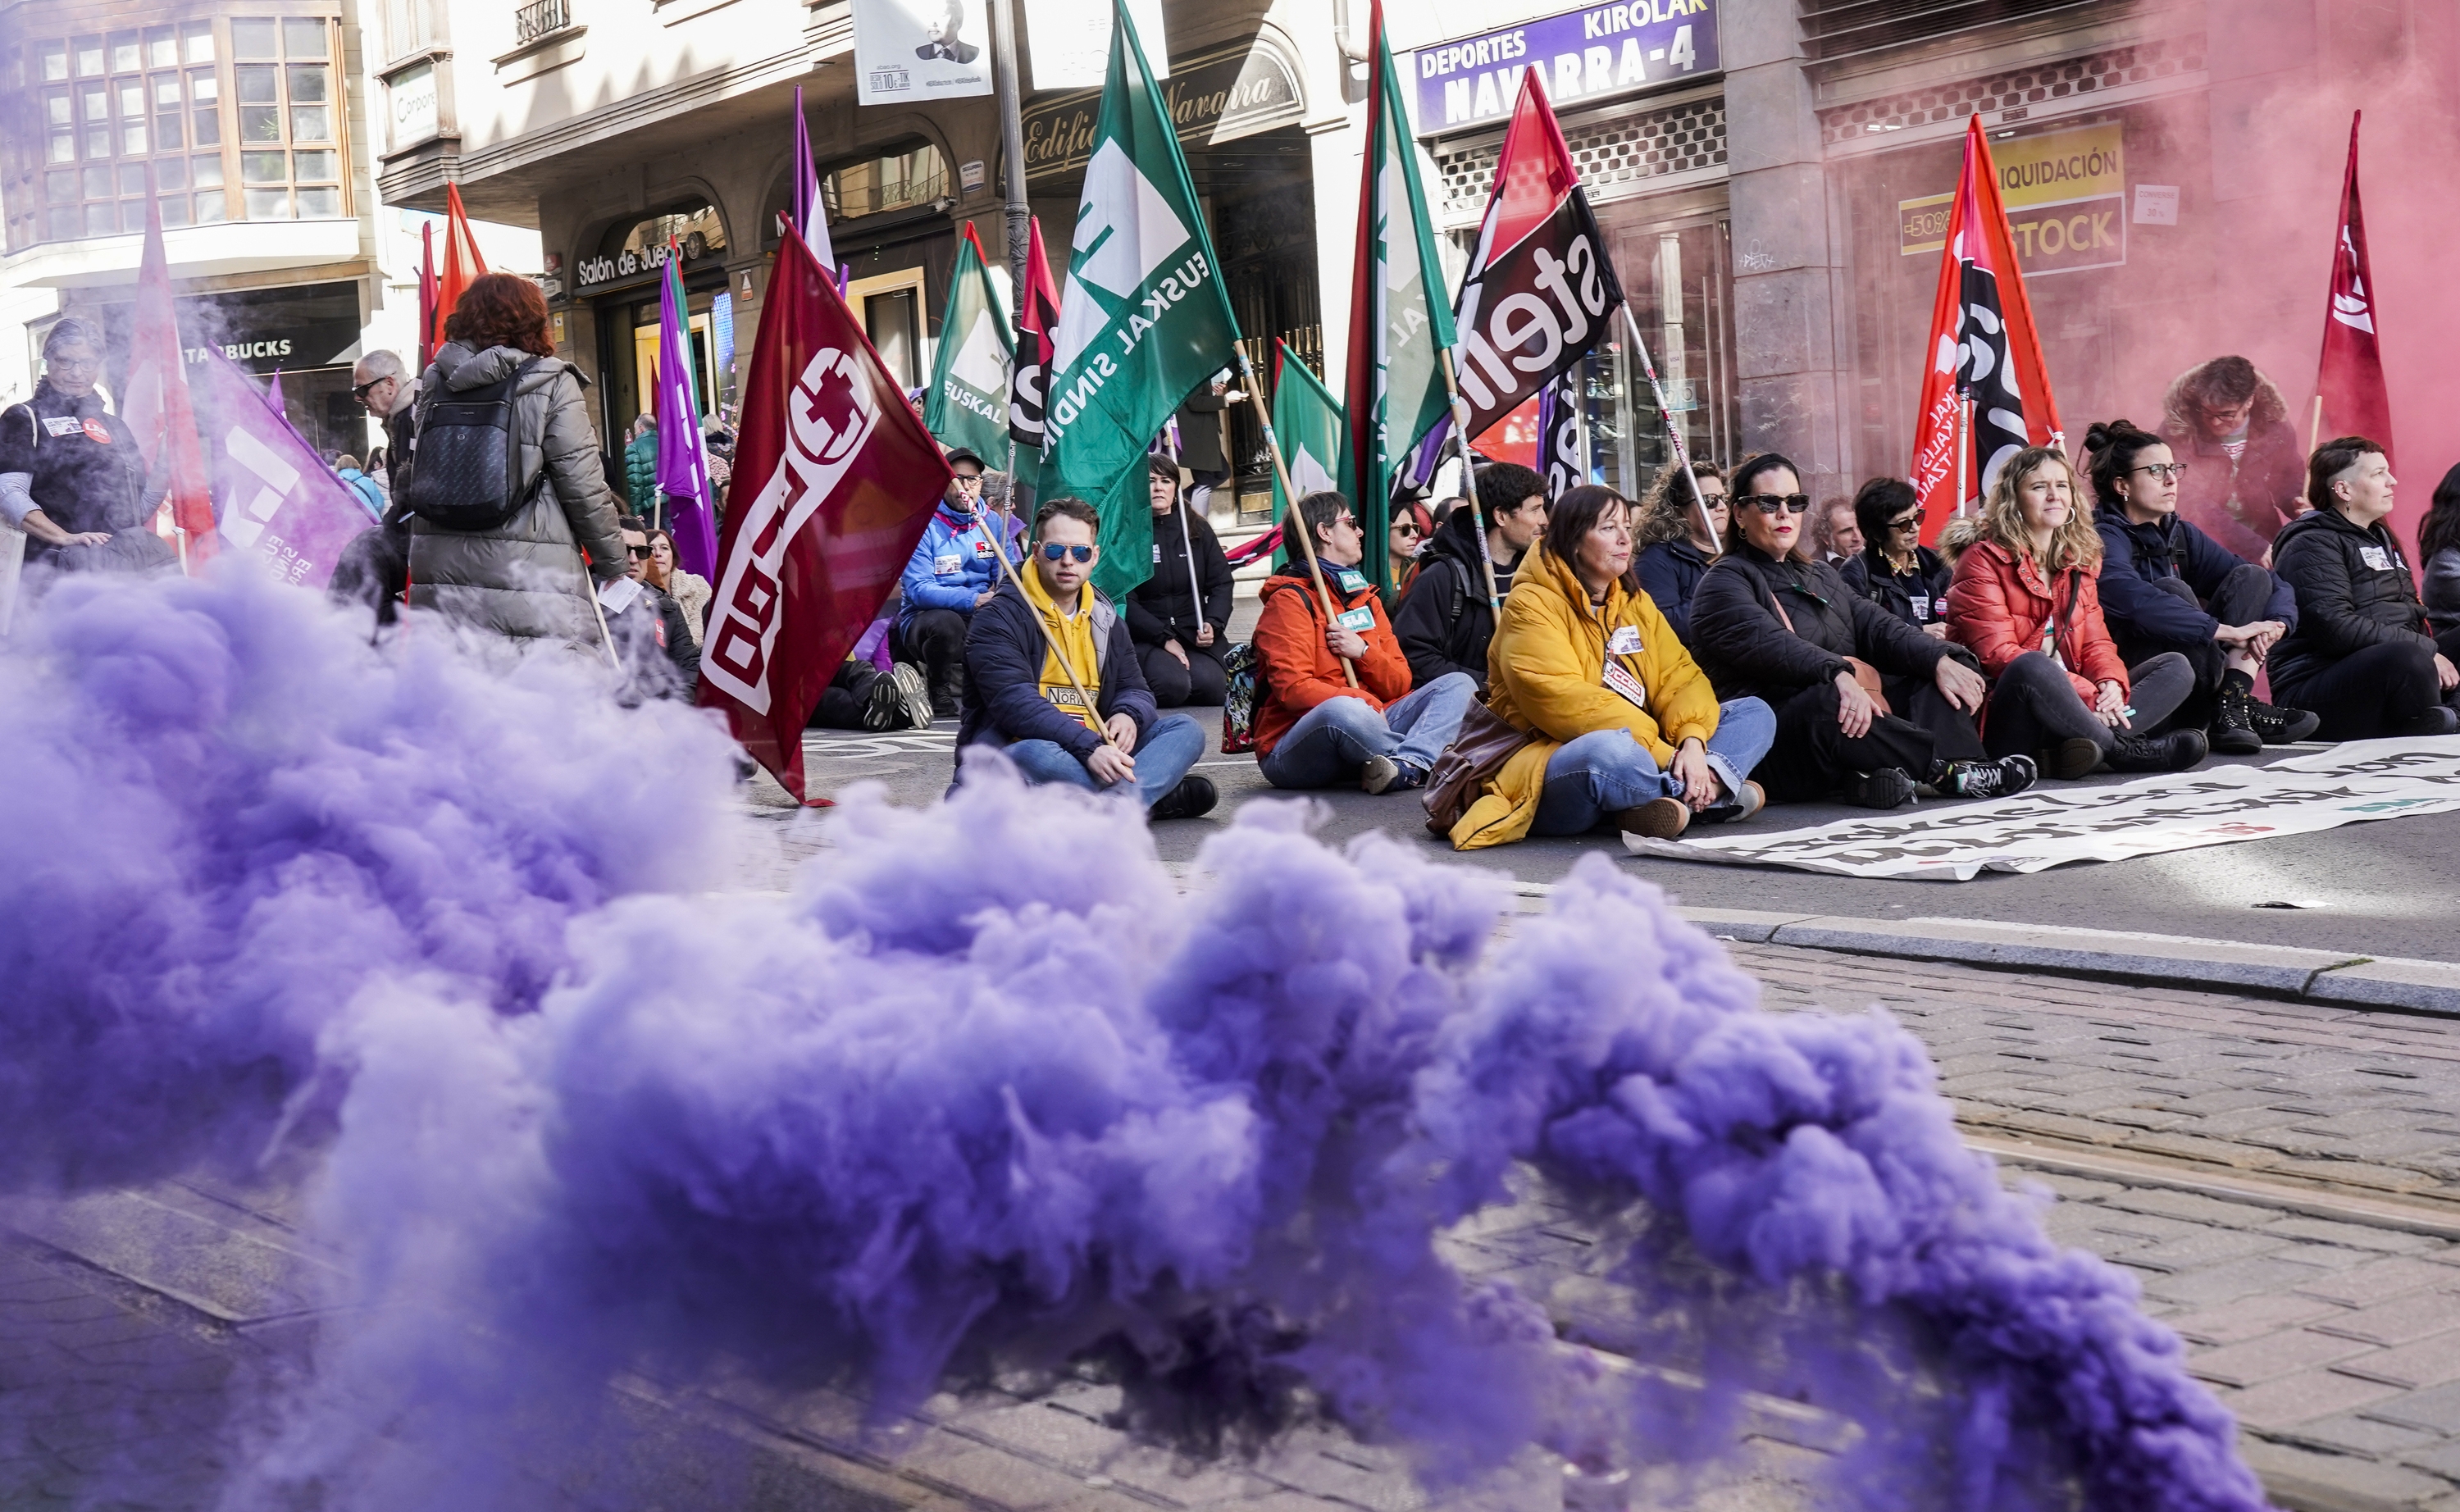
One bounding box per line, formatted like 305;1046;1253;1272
1944;446;2206;778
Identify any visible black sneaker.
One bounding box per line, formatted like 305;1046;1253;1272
2209;681;2264;755
2247;699;2321;744
2403;707;2460;738
2045;737;2104;780
1148;773;1219;821
1843;767;1918;809
861;672;905;731
887;663;935;730
2108;728;2209;772
1940;754;2038;799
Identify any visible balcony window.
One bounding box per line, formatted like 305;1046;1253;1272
191;69;220;146
82;165;109;198
241;150;286;183
146;27;177;67
231;19;277;59
84;203;113;235
117;162;147;195
191;153;223;187
293;148;337;181
156;157;186;190
48;207;78;239
41;42;67;81
822;143;949;221
183;21;214;63
159;194;190;226
196;189;227;222
74;35;102;76
283;18;325;55
244;188;291;218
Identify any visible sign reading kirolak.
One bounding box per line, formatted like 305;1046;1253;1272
1624;740;2460;879
1898;122;2127;276
1410;0;1718;134
696;224;951;801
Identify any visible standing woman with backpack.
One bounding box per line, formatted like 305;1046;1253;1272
402;274;629;645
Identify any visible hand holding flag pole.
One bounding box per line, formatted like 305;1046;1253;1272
963;494;1123;749
1234;344;1358;688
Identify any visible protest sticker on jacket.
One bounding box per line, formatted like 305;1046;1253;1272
1624;740;2460;880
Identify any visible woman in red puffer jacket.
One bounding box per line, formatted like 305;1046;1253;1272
1945;445;2208;779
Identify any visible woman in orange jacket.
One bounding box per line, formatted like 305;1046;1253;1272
1943;445;2207;778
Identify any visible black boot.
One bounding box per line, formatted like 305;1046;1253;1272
1843;767;1917;808
2247;695;2322;744
2107;728;2209;772
2209;670;2263;755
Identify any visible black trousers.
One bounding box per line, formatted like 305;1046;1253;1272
2274;631;2460;740
809;660;881;730
2110;565;2276;727
1140;641;1228;707
1757;673;1988;804
1983;650;2197;759
895;608;969;694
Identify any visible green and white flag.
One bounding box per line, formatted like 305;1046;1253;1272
922;223;1015;467
1043;0;1242;601
1344;0;1457;592
1270;339;1349;519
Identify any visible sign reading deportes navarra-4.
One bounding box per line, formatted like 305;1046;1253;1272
696;223;952;802
1411;0;1718;134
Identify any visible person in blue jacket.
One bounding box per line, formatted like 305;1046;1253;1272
895;448;1020;717
2084;418;2319;753
1632;460;1725;648
955;497;1216;820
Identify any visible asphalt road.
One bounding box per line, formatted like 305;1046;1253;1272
775;708;2460;964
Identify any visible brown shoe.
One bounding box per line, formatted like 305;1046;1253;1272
1614;796;1691;840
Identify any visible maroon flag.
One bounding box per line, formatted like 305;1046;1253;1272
696;225;952;801
1449;71;1624;443
2316;112;2393;460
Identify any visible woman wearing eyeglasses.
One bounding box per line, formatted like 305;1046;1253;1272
1944;446;2207;778
0;320;178;578
1839;477;1952;639
2086;418;2317;754
1689;453;2034;808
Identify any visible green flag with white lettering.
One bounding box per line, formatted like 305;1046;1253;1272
1270;340;1349;517
922;223;1015;467
1043;0;1242;601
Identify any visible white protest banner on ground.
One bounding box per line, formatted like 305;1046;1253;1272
1623;739;2460;881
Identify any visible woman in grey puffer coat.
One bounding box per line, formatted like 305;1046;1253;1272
404;272;627;644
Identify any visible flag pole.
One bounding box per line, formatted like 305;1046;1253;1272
1618;303;1721;557
1172;467;1203;644
1235;344;1358;687
1956;392;1973;518
1436;352;1504;611
965;493;1121;748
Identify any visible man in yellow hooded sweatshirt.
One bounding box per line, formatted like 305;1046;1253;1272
1450;485;1775;850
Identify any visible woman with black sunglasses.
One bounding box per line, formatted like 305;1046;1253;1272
1689;453;2035;808
1840;477;1953;639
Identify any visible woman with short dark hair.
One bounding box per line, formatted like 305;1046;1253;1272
1123;453;1234;706
2269;438;2460;737
2419;463;2460;640
1841;477;1951;638
407;272;629;644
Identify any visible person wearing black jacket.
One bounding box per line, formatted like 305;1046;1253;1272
2270;437;2460;738
1689;453;2036;808
2083;418;2317;752
1124;455;1236;706
1391;460;1546;694
1840;477;1952;637
959;499;1216;817
0;320;177;578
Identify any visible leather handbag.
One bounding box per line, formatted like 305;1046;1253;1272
1422;699;1534;836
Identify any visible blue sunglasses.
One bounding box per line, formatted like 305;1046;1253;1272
1038;543;1095;562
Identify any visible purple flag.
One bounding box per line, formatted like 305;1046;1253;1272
265;367;286;417
653;252;721;579
195;349;370;590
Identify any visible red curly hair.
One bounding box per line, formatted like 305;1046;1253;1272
444;272;555;358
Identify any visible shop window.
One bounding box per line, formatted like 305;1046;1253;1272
822;143;946;221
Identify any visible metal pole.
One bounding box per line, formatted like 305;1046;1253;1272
1955;392;1972;519
987;0;1032;298
1233;344;1357;687
1618;303;1720;557
1173;477;1203;640
1436;349;1503;612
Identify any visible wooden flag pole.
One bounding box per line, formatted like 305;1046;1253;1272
1233;345;1359;688
1618;303;1721;557
1436;350;1505;612
966;494;1121;749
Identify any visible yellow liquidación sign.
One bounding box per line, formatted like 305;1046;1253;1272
1898;121;2128;276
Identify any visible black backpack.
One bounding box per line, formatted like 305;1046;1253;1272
401;357;544;531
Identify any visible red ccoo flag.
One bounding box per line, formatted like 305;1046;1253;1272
1450;70;1625;443
119;186;216;564
696;224;953;802
430;182;487;353
2316;112;2393;462
1910;116;2063;540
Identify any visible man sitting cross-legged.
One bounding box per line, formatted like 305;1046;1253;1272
955;498;1217;819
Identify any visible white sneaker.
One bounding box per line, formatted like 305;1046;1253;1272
1360;754;1401;794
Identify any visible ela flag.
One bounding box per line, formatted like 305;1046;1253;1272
1344;0;1456;591
1909;115;2062;538
924;223;1016;463
653;248;722;580
696;224;950;801
2316;112;2394;464
430;182;488;353
118;189;216;560
194;348;370;588
790;86;838;279
1451;71;1624;444
1270;340;1348;518
1044;0;1241;602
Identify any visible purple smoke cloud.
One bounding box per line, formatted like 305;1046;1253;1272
0;572;2268;1511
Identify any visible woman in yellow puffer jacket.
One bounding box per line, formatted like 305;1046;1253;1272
1448;485;1775;849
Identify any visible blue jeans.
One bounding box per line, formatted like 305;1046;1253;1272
1005;713;1206;808
1528;698;1778;836
1258;673;1479;790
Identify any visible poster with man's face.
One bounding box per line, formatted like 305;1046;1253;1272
852;0;992;105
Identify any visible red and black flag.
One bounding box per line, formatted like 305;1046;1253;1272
1007;214;1063;458
1909;115;2061;537
1450;70;1624;443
